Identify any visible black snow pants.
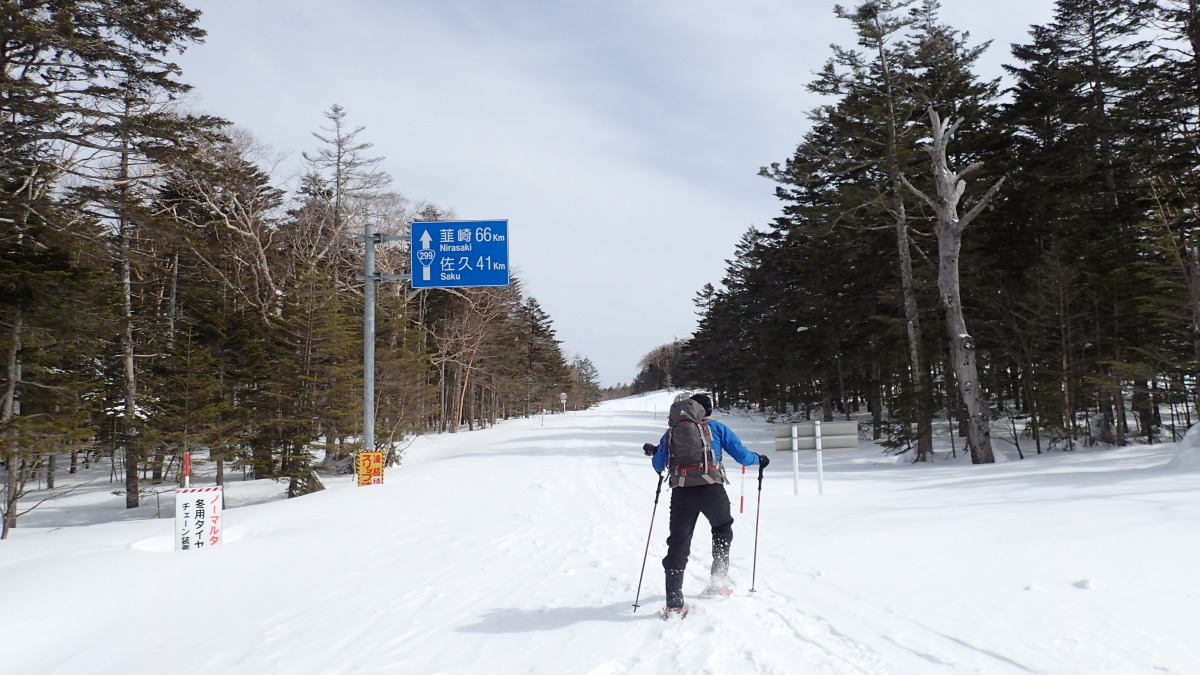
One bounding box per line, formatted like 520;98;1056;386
662;483;733;609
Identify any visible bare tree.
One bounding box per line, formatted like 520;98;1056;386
159;133;286;320
636;342;685;392
902;107;1005;463
433;287;519;432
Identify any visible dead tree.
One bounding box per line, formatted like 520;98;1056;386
903;107;1005;464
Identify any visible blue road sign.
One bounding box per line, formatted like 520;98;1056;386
410;220;510;289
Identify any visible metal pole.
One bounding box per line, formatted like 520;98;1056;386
363;221;376;456
749;460;766;592
790;424;800;496
632;472;665;612
815;420;824;496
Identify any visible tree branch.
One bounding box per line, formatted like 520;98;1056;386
958;176;1008;231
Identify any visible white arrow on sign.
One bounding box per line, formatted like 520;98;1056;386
420;230;433;250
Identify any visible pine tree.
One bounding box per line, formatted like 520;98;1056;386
1001;0;1161;446
0;175;113;536
569;356;603;409
155;133;286;482
514;297;571;413
300;104;393;249
760;0;939;454
2;0;222;509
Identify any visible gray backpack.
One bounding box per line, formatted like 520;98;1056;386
666;399;727;488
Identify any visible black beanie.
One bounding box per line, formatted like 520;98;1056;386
691;393;713;417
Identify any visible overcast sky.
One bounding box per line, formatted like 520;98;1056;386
174;0;1058;387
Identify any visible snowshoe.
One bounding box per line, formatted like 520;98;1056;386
699;575;734;599
660;604;689;620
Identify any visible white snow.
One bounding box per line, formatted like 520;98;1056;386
4;389;1199;674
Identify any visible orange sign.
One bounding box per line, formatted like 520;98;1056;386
356;450;385;486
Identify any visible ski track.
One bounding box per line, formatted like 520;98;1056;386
525;404;1053;674
15;394;1192;673
765;557;1040;674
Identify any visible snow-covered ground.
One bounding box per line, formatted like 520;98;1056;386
4;390;1199;674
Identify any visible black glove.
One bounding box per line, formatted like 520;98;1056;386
643;443;658;456
757;454;770;469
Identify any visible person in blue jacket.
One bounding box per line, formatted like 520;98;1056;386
645;393;768;617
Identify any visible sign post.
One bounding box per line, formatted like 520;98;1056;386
355;222;409;486
356;219;511;487
773;421;858;495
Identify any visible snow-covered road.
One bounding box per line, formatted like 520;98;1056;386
5;390;1199;674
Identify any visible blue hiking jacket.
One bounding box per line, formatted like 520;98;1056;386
651;418;759;473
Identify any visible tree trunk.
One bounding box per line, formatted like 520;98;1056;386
939;233;994;463
869;334;883;440
2;307;20;422
868;12;934;462
1114;386;1128;446
895;205;934;461
117;132;141;509
1022;364;1043;455
1;314;19;537
2;313;23;536
904;107;1003;464
451;365;470;433
1;472;17;539
1059;286;1076;451
120;213;140;507
1133;379;1154;443
1095;385;1111;446
167;252;179;349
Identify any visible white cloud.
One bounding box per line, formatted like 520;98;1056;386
177;0;1062;385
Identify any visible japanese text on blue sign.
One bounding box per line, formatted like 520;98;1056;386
411;220;510;289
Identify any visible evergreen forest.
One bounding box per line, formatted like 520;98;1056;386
7;0;1200;537
0;0;602;536
636;0;1200;464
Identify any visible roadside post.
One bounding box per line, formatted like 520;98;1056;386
175;451;223;550
355;221;408;486
773;421;858;495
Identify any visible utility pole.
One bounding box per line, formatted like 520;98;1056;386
356;221;409;484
